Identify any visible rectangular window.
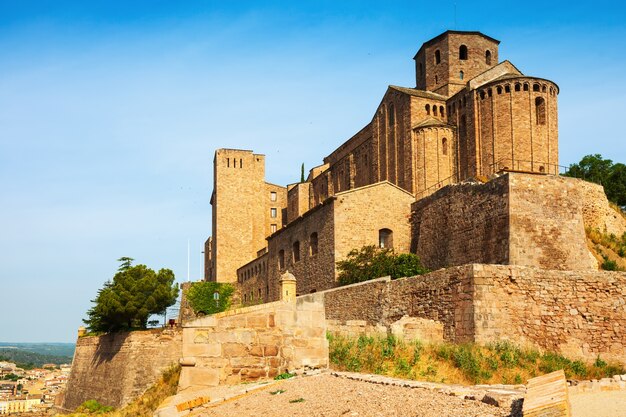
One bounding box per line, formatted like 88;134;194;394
271;224;277;233
270;208;277;218
270;191;277;201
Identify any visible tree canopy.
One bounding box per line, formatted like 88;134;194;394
83;257;179;333
564;154;626;208
337;245;428;286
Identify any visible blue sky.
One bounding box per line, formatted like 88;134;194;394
0;1;625;343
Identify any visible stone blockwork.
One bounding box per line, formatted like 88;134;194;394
472;264;626;363
179;298;328;390
238;181;414;306
575;177;626;237
412;173;602;271
62;329;182;410
411;176;509;270
310;264;626;363
206;30;562;288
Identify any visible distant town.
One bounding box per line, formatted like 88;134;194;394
0;361;69;415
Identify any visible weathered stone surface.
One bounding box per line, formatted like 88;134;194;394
62;329;182;410
180;297;328;389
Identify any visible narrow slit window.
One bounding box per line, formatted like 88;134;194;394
292;241;300;263
459;45;468;60
310;232;318;256
535;97;546;125
485;50;492;65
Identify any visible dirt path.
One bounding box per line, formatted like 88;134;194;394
570;390;626;417
192;373;509;417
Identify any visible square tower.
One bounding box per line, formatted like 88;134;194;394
414;31;500;96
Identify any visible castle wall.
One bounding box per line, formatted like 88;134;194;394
574;178;626;237
508;174;596;270
411;173;600;271
267;201;336;298
286;182;310;224
179;298;328;389
333;182;413;262
265;182;288;236
411;176;510;270
62;329;182;410
310;264;626;362
472;265;626;363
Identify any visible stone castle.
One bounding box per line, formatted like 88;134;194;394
204;30;572;298
63;31;626;412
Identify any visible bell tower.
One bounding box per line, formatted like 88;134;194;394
414;30;500;96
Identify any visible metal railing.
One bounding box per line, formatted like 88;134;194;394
489;158;568;176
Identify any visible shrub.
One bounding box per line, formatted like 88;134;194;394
337;246;428;285
76;400;114;414
601;257;620;271
186;281;235;315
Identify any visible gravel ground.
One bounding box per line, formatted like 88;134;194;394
570;390;626;417
193;374;509;417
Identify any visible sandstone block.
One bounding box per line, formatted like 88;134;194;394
222;343;247;358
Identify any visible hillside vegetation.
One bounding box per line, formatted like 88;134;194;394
0;348;72;368
328;333;624;385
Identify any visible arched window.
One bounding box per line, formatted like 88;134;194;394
292;241;300;263
459;70;464;80
515;83;521;92
523;83;529;91
379;229;393;249
535;97;546;125
542;85;547;93
442;138;448;155
497;86;502;94
439;106;444;117
309;233;318;256
533;83;540;92
278;250;285;269
433;106;437;116
388;103;395;126
505;85;510;93
485;50;492;65
425;104;430;115
459;45;468;60
435;50;441;64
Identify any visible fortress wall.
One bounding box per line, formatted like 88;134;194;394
473;264;626;363
574;178;626;237
180;298;327;390
316;264;626;362
411;176;510;270
62;329;182;410
411;173;605;272
318;266;476;342
508;174;597;270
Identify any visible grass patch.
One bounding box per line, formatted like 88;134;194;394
65;365;180;417
289;397;305;403
328;334;625;385
274;372;296;380
270;389;286;395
